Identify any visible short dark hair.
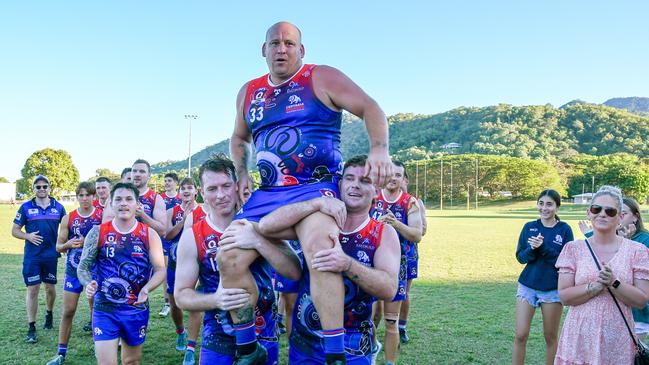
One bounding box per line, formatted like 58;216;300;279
110;182;139;200
343;155;367;173
164;173;179;183
393;160;407;178
76;181;96;196
121;167;132;178
198;154;237;185
179;177;195;187
96;176;111;185
132;159;151;173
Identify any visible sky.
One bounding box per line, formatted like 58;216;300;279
1;1;648;182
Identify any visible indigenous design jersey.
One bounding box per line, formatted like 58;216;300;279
138;189;158;220
370;190;415;258
290;217;384;357
168;204;207;270
243;64;343;188
66;208;103;278
95;221;151;312
161;192;182;211
193;218;277;356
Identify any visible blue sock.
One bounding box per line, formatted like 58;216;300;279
322;327;345;354
234;320;257;355
58;343;67;356
399;319;407;330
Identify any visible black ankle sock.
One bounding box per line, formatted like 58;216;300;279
46;310;53;317
237;342;256;356
325;353;346;363
29;322;36;329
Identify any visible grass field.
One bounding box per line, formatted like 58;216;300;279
0;201;596;364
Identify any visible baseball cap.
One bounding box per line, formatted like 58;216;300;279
33;175;50;185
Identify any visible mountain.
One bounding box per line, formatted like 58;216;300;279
603;97;649;115
152;102;649;173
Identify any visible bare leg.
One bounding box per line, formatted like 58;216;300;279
283;292;297;337
217;247;260;324
540;302;562;365
58;291;80;346
45;283;56;311
26;284;40;323
187;310;203;343
121;341;143;365
294;212;342;331
95;339;119;365
399;280;413;324
512;299;535;365
372;301;383;347
168;294;184;330
383;300;401;364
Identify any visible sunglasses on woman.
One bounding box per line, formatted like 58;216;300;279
589;204;618;217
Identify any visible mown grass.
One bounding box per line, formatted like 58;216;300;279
0;201;597;364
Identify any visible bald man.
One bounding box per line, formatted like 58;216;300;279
225;21;392;365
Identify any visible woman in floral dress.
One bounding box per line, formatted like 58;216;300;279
555;186;649;365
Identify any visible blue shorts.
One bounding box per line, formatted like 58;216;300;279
166;265;176;295
199;340;278;365
392;253;408;302
274;272;299;293
64;273;83;293
406;259;418;280
22;257;57;286
516;283;560;308
288;346;371;365
162;239;171;256
235;182;339;222
92;307;150;346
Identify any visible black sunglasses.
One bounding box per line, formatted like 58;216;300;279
589;204;618;217
34;185;49;190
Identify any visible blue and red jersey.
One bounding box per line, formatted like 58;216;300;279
92;198;107;211
161;192;182;211
290;217;384;357
138;189;158;220
370;190;415;255
243;64;343;188
192;218;277;356
168;204;206;269
95;221;152;312
66;208;103;277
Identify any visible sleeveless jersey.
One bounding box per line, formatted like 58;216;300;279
138;189;158;220
95;221;151;312
243;64;343;188
290;217;384;357
66;208;103;277
92;199;107;211
193;218;277;355
370;190;414;252
168;204;206;269
161;192;182;210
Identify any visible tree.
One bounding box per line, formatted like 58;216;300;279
0;177;9;183
91;168;121;183
19;148;80;196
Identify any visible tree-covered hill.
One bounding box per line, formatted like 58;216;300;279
603;97;649;115
152;102;649;173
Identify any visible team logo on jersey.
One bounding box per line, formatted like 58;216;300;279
94;327;103;336
253;87;267;102
138;325;147;339
553;235;564;245
132;245;145;257
286;95;304;113
357;251;370;264
287;80;304;93
320;189;336;198
273;88;281;96
51;208;59;214
15;212;21;220
66;281;73;288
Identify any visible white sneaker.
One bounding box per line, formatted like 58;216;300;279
371;341;382;365
158;303;170;317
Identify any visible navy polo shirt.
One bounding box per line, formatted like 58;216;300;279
13;197;66;260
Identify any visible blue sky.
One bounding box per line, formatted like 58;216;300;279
2;1;648;181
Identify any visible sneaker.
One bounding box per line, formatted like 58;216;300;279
183;350;196;365
83;321;92;332
44;313;53;329
158;303;170;317
233;342;268;365
399;328;410;344
176;330;188;351
371;342;382;365
25;327;37;343
46;354;65;365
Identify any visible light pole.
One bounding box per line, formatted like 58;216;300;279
185;114;198;177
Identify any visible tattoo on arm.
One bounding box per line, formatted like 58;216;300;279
78;226;99;286
372;140;388;149
236;304;254;323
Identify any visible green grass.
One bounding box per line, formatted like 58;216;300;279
0;202;594;364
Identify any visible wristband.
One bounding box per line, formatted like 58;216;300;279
612;279;621;289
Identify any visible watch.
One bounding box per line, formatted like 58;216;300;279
612;279;621;289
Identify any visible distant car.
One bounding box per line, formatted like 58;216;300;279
496;191;513;198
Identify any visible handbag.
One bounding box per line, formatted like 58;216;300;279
584;239;649;365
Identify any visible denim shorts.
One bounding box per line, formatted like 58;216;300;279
516;283;560;308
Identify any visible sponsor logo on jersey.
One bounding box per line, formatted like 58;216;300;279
529;228;538;232
139;325;147;338
357;251;370;264
15;212;21;220
28;208;39;215
273;88;281;96
94;327;103;336
286;94;304;113
287;80;304;93
66;281;73;288
27;275;40;282
319;189;336;198
553;234;564;245
132;245;145;257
